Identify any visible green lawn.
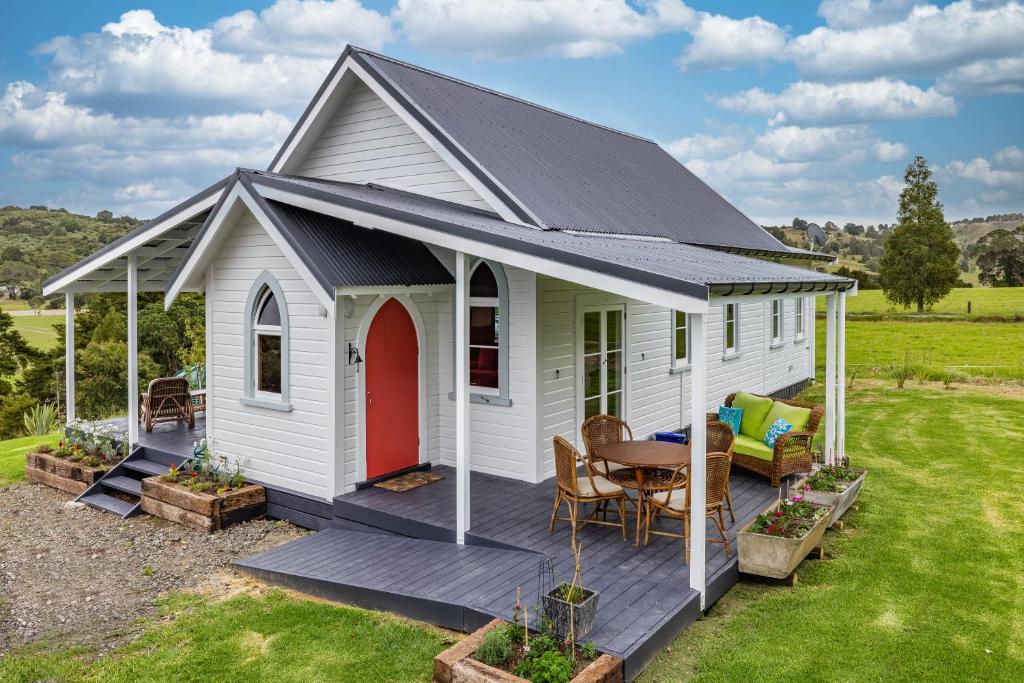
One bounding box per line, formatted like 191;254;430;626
9;313;62;351
0;432;60;486
0;300;32;312
643;382;1024;682
0;589;451;682
815;318;1024;381
817;287;1024;318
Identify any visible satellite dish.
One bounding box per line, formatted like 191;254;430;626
806;223;827;250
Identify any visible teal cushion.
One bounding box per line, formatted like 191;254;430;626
763;418;793;447
734;433;774;460
717;406;743;435
756;402;812;440
732;391;773;437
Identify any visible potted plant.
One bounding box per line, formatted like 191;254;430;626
800;465;866;528
738;497;833;579
140;440;265;532
25;423;127;494
541;544;599;641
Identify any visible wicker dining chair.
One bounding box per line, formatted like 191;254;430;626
138;377;195;432
581;414;634;476
707;421;736;522
549;435;628;546
643;451;732;565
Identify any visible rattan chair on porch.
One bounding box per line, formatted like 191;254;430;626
581;415;634;476
707;421;736;522
550;435;628;545
138;377;195;433
643;449;732;565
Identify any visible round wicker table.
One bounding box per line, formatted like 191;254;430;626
594;441;690;545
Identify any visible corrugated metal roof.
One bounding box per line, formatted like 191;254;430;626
353;49;791;253
247;171;853;299
263;200;454;288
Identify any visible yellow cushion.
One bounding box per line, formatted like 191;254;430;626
734;433;775;460
732;391;774;437
756;402;812;440
650;487;687;512
592;460;631;476
576;475;622;497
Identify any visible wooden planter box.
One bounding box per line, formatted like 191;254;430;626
140;477;265;532
801;469;866;528
737;502;833;579
24;451;106;495
433;619;622;683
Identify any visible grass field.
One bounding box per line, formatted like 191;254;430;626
643;382;1024;682
815;318;1024;381
0;300;32;311
817;287;1024;318
0;589;451;682
8;313;61;351
0;432;59;486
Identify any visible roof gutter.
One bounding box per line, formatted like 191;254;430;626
709;280;854;297
698;243;835;263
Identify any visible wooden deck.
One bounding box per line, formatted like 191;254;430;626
238;465;783;679
93;414;205;458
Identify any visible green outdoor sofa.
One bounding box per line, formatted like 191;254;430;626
707;391;823;487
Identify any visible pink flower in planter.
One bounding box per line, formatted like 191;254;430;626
792;495;803;503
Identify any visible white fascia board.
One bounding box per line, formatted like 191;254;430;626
269;55;535;229
164;184;335;313
43;189;222;296
335;284;451;297
254;184;709;314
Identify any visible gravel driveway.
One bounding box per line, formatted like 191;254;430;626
0;481;309;653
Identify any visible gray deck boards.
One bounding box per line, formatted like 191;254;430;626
96;415;206;458
239;464;782;679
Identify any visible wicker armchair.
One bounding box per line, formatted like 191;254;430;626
139;377;195;433
706;421;736;522
550;436;628;545
707;393;823;487
643;451;732;565
581;415;633;476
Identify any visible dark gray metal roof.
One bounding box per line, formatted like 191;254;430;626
262;200;454;289
245;170;853;300
350;49;792;254
43;176;229;292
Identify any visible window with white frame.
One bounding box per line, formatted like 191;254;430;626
724;303;739;355
771;299;783;344
794;298;805;339
671;310;689;369
253;287;283;396
450;259;511;405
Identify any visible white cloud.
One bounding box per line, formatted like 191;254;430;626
994;145;1024;167
665;131;746;159
676;13;787;71
789;1;1024;79
816;0;916;29
946;155;1024;189
712;79;957;125
684;151;811;182
937;56;1024;95
392;0;695;60
213;0;393;57
873;140;909;162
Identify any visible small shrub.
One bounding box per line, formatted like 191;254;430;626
22;403;59;436
475;626;514;668
580;641;598;660
142;565;155;577
515;649;573;683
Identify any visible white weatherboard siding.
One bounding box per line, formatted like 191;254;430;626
537;276;813;479
208;211;331;499
295;80;490;211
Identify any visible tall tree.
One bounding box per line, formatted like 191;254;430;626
974;226;1024;287
879;156;961;312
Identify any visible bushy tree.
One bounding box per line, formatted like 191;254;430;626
77;341;160;419
974;226;1024;287
879;156;961;312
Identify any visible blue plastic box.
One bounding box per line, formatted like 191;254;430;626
653;431;688;445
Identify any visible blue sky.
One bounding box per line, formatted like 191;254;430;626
0;0;1021;225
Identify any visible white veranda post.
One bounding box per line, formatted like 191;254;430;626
824;293;837;466
455;251;470;544
127;255;139;447
688;312;707;608
837;291;847;464
65;292;75;424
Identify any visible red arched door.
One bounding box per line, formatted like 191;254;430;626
365;298;419;479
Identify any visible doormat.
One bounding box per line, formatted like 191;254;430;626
374;471;444;492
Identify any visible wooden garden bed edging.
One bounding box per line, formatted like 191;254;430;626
801;469;866;528
24;451;106;495
433;619;623;683
140;477;265;533
737;501;833;580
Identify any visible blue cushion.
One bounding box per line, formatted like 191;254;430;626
763;418;792;447
717;406;743;435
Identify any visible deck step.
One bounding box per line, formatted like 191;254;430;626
80;492;138;518
102;475;142;496
123;459;172;477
